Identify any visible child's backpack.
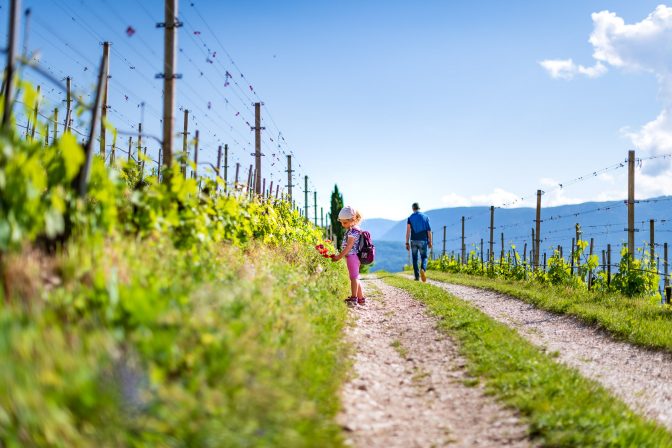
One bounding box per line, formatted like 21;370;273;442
357;230;375;265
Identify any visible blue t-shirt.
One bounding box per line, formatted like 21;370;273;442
407;212;431;242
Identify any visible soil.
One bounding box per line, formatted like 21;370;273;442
428;280;672;430
337;276;530;447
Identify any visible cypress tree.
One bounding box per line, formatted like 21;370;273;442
330;185;344;248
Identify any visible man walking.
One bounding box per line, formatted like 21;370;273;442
405;203;432;282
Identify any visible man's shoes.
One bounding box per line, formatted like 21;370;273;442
420;269;427;282
414;277;420;281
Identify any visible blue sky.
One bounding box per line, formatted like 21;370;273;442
3;0;671;220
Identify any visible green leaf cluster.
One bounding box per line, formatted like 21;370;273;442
0;82;351;446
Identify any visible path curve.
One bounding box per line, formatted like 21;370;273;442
338;277;530;447
427;279;672;430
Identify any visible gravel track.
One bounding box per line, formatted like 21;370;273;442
427;279;672;430
338;277;530;447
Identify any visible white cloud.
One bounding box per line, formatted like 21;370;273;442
539;59;607;80
597;172;616;183
441;188;524;208
543;5;672;201
440;192;473;207
538;178;585;206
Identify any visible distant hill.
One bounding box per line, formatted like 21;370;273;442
368;240;408;273
369;197;672;273
361;218;397;241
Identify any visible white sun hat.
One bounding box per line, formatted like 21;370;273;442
338;205;357;220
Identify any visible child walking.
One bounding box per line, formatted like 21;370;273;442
332;206;366;306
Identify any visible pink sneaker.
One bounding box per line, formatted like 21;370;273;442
357;297;366;305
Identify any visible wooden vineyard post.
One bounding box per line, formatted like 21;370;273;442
314;191;318;226
535;189;541;270
543;252;547;272
489;206;494;271
304;176;309;220
65;76;72;133
127;136;132;162
321;207;324;228
286;155;293;203
251;169;256;199
570;238;575;276
224;144;229;192
480;238;484;272
157;148;163;179
234;162;240;191
442;225;447;257
650;219;655;268
181;109;189;177
160;0;179;175
30;85;40;141
575;223;581;270
588;237;594;290
665;243;669;289
461;216;466;264
110;131;116;164
137;123;143;168
53;108;58;142
192;129;198;179
141;147;147;178
627;150;635;261
523;242;527;263
99;42;110;158
246;164;253;193
75;45;108;197
253;102;263;195
2;0;20;128
500;232;504;265
216;145;222;179
607;244;612;287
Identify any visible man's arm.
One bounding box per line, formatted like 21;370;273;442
427;230;432;249
405;223;411;250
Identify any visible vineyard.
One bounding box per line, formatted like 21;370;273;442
3;0;672;446
0;0;350;446
415;154;672;301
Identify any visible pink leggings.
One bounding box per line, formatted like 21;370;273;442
346;254;360;279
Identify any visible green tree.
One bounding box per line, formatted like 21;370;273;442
330;184;344;248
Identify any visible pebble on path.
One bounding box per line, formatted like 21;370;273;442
338;277;530;448
429;279;672;431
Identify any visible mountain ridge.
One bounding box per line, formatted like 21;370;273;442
368;196;672;272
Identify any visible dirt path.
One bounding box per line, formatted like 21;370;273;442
427;279;672;430
338;277;530;447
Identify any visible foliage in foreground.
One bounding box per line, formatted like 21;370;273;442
1;240;348;447
0;124;350;446
384;275;672;447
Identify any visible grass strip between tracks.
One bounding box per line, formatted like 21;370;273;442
426;271;672;352
383;274;672;447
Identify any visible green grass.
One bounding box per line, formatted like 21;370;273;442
425;271;672;352
390;339;409;358
1;239;351;447
383;274;672;447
